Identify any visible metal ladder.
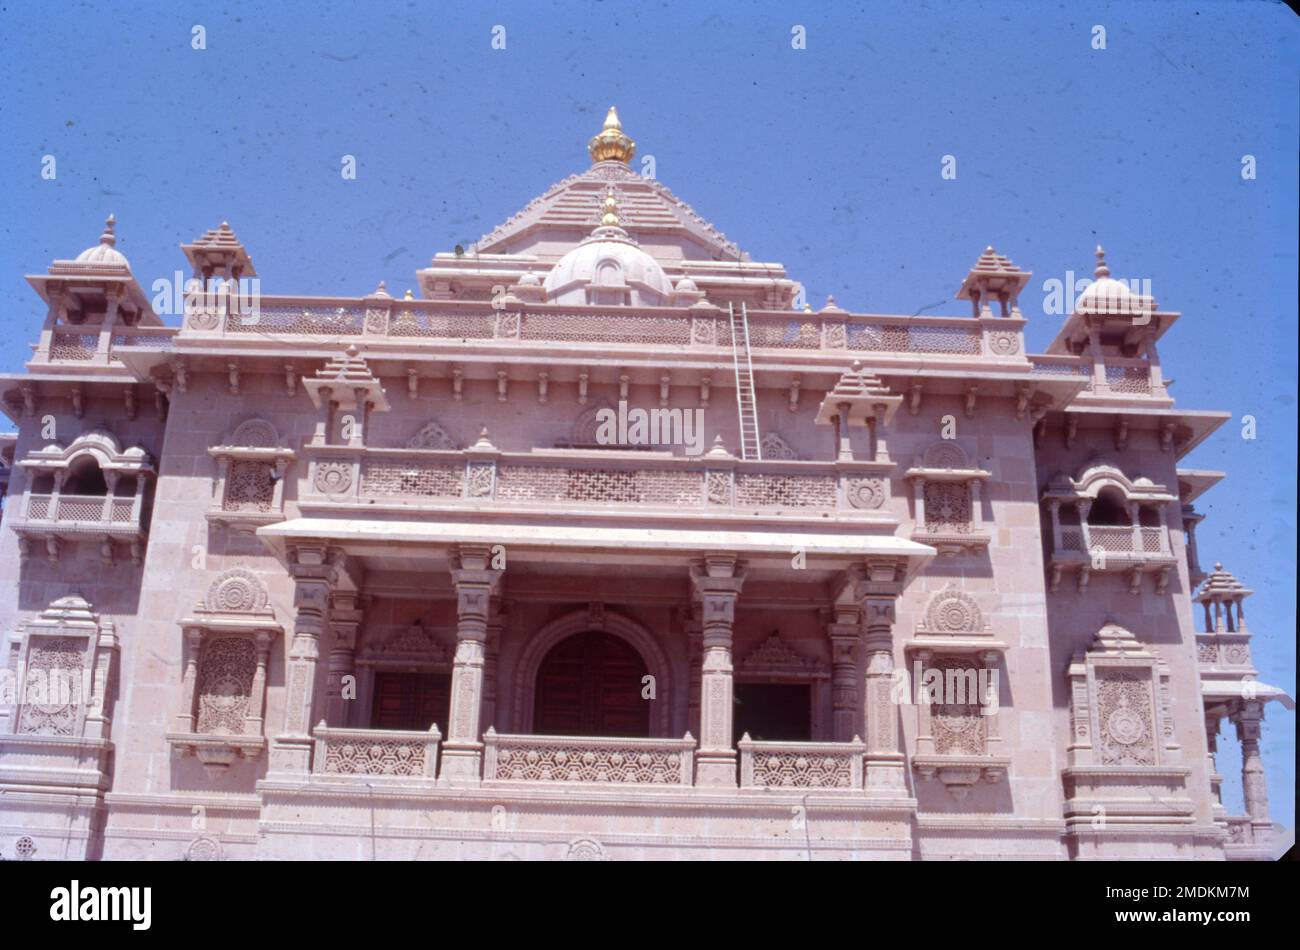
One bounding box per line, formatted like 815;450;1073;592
729;302;762;460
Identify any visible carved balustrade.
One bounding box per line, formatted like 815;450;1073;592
37;325;176;366
311;724;442;779
303;444;895;518
482;730;696;786
737;736;866;790
1029;354;1165;397
179;294;1020;363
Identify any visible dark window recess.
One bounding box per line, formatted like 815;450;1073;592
733;683;812;744
370;671;450;732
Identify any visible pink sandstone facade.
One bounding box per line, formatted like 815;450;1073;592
0;109;1290;862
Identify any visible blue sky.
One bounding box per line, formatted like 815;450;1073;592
1;1;1295;829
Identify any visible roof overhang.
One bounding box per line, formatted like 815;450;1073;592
1177;469;1226;505
1202;678;1295;711
1047;309;1180;355
258;516;936;577
1044;406;1230;460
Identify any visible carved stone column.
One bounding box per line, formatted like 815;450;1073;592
1086;321;1107;392
174;627;204;733
95;287;120;364
691;555;745;787
827;604;862;743
682;604;703;738
441;545;502;784
1205;713;1227;826
269;545;336;775
1143;327;1164;391
1076;499;1094;562
480;596;505;732
836;403;854;461
1233;702;1271;833
854;559;907;795
246;631;274;737
325;592;363;728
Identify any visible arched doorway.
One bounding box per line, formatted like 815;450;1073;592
533;631;650;737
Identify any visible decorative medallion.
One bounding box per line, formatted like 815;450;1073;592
920;586;987;634
705;470;732;506
921;441;968;470
406;419;459;451
186;306;221;332
466;462;495;498
315;460;353;494
691;317;717;345
759;432;799;460
184;837;222;861
229;418;279;448
204;567;269;614
845;477;886;509
987;331;1020;356
564;838;607;861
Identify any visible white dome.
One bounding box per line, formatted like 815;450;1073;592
75;243;129;266
75;215;130;268
1076;275;1133;312
1074;246;1147;315
544;226;670;306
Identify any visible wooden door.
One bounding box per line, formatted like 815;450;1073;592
533;631;650;737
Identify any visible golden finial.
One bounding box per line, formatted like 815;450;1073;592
601;188;621;227
588;105;636;164
404;289;414;300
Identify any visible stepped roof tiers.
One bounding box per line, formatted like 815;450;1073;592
0;108;1285;862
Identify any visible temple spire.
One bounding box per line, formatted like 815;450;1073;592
588;105;636;164
100;213;117;247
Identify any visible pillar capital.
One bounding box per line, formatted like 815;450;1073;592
847;557;906;602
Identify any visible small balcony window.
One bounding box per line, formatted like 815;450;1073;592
10;428;154;565
1042;458;1178;594
207;418;295;530
904;441;991;555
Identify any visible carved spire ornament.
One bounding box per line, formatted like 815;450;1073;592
588;105;636;164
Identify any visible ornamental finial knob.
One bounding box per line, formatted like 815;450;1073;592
1094;245;1110;279
588;105;636;164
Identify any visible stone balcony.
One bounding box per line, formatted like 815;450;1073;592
1046;523;1176;594
1029;354;1168;400
300;441;899;526
1195;633;1254;672
300;724;878;794
30;324;175;371
12;492;147;563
